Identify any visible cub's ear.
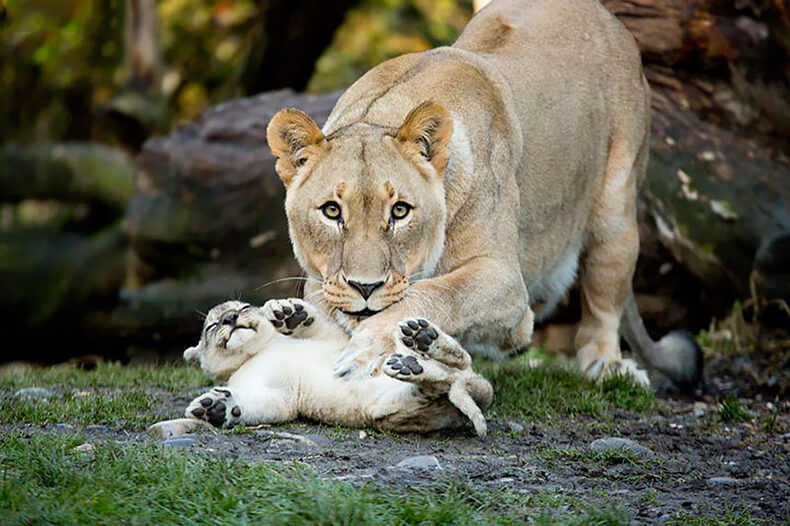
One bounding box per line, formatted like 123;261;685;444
266;108;325;187
183;345;200;363
396;101;453;175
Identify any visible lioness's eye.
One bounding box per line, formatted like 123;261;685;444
321;201;342;221
391;202;412;220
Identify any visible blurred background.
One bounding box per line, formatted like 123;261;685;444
0;0;788;394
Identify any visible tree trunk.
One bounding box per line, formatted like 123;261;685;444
240;0;359;93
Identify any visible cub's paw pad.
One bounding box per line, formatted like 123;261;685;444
185;388;241;428
399;318;439;352
264;299;314;336
584;358;650;388
384;353;424;377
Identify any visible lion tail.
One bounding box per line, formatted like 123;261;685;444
620;291;704;389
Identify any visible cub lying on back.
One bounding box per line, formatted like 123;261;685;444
182;298;493;436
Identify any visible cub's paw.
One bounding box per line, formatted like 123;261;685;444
383;353;425;378
583;358;650;388
396;318;468;369
185;387;242;428
262;298;315;337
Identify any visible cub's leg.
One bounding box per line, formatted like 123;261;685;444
384;318;493;436
575;136;649;387
185;385;292;429
262;298;346;340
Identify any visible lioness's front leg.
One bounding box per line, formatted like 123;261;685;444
331;258;534;378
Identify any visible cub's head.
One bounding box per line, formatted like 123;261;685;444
266;102;453;318
183;301;273;381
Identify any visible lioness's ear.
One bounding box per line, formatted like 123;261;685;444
396;101;453;175
266;108;325;187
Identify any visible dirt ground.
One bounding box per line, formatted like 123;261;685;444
11;382;789;524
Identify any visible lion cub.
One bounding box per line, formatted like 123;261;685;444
182;299;493;436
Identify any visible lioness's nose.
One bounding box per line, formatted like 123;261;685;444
221;312;238;326
347;279;384;300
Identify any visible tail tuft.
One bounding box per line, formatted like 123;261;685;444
653;330;704;389
620;292;704;391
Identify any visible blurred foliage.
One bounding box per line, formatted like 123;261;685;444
2;0;258;145
308;0;473;93
0;0;470;146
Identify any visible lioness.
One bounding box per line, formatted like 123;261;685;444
182;299;493;436
265;0;702;387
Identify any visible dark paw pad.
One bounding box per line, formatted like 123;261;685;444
270;303;313;333
207;401;227;427
400;319;439;352
386;353;424;375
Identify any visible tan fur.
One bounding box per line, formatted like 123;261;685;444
266;0;699;386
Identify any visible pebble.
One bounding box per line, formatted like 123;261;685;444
590;437;653;458
147;418;211;439
707;476;741;485
358;430;368;439
507;421;525;434
257;431;322;447
396;455;442;471
163;438;198;448
14;387;55;400
72;443;94;453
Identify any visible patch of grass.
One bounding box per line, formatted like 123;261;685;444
669;507;768;525
0;432;633;525
0;362;211;392
475;354;654;422
536;446;645;468
717;395;750;423
0;389;166;430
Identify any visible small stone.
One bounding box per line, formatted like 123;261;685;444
396;455;442;470
164;437;198;448
359;430;368;439
147;418;210;439
590;437;653;458
507;421;525;434
708;476;740;485
72;443;94;452
14;387;55;400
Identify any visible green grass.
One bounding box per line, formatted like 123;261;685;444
0;389;166;430
0;362;211;391
0;363;212;430
476;353;655;422
536;446;645;467
0;432;631;525
717;395;751;424
0;357;653;432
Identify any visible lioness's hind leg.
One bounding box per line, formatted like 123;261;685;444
576;135;649;388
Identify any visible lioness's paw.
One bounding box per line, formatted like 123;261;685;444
583;358;650;388
262;298;315;337
185;387;242;428
396;318;468;369
384;353;424;378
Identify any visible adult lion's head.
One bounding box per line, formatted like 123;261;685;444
266;102;453;317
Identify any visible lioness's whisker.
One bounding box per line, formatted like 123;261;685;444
254;276;322;292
